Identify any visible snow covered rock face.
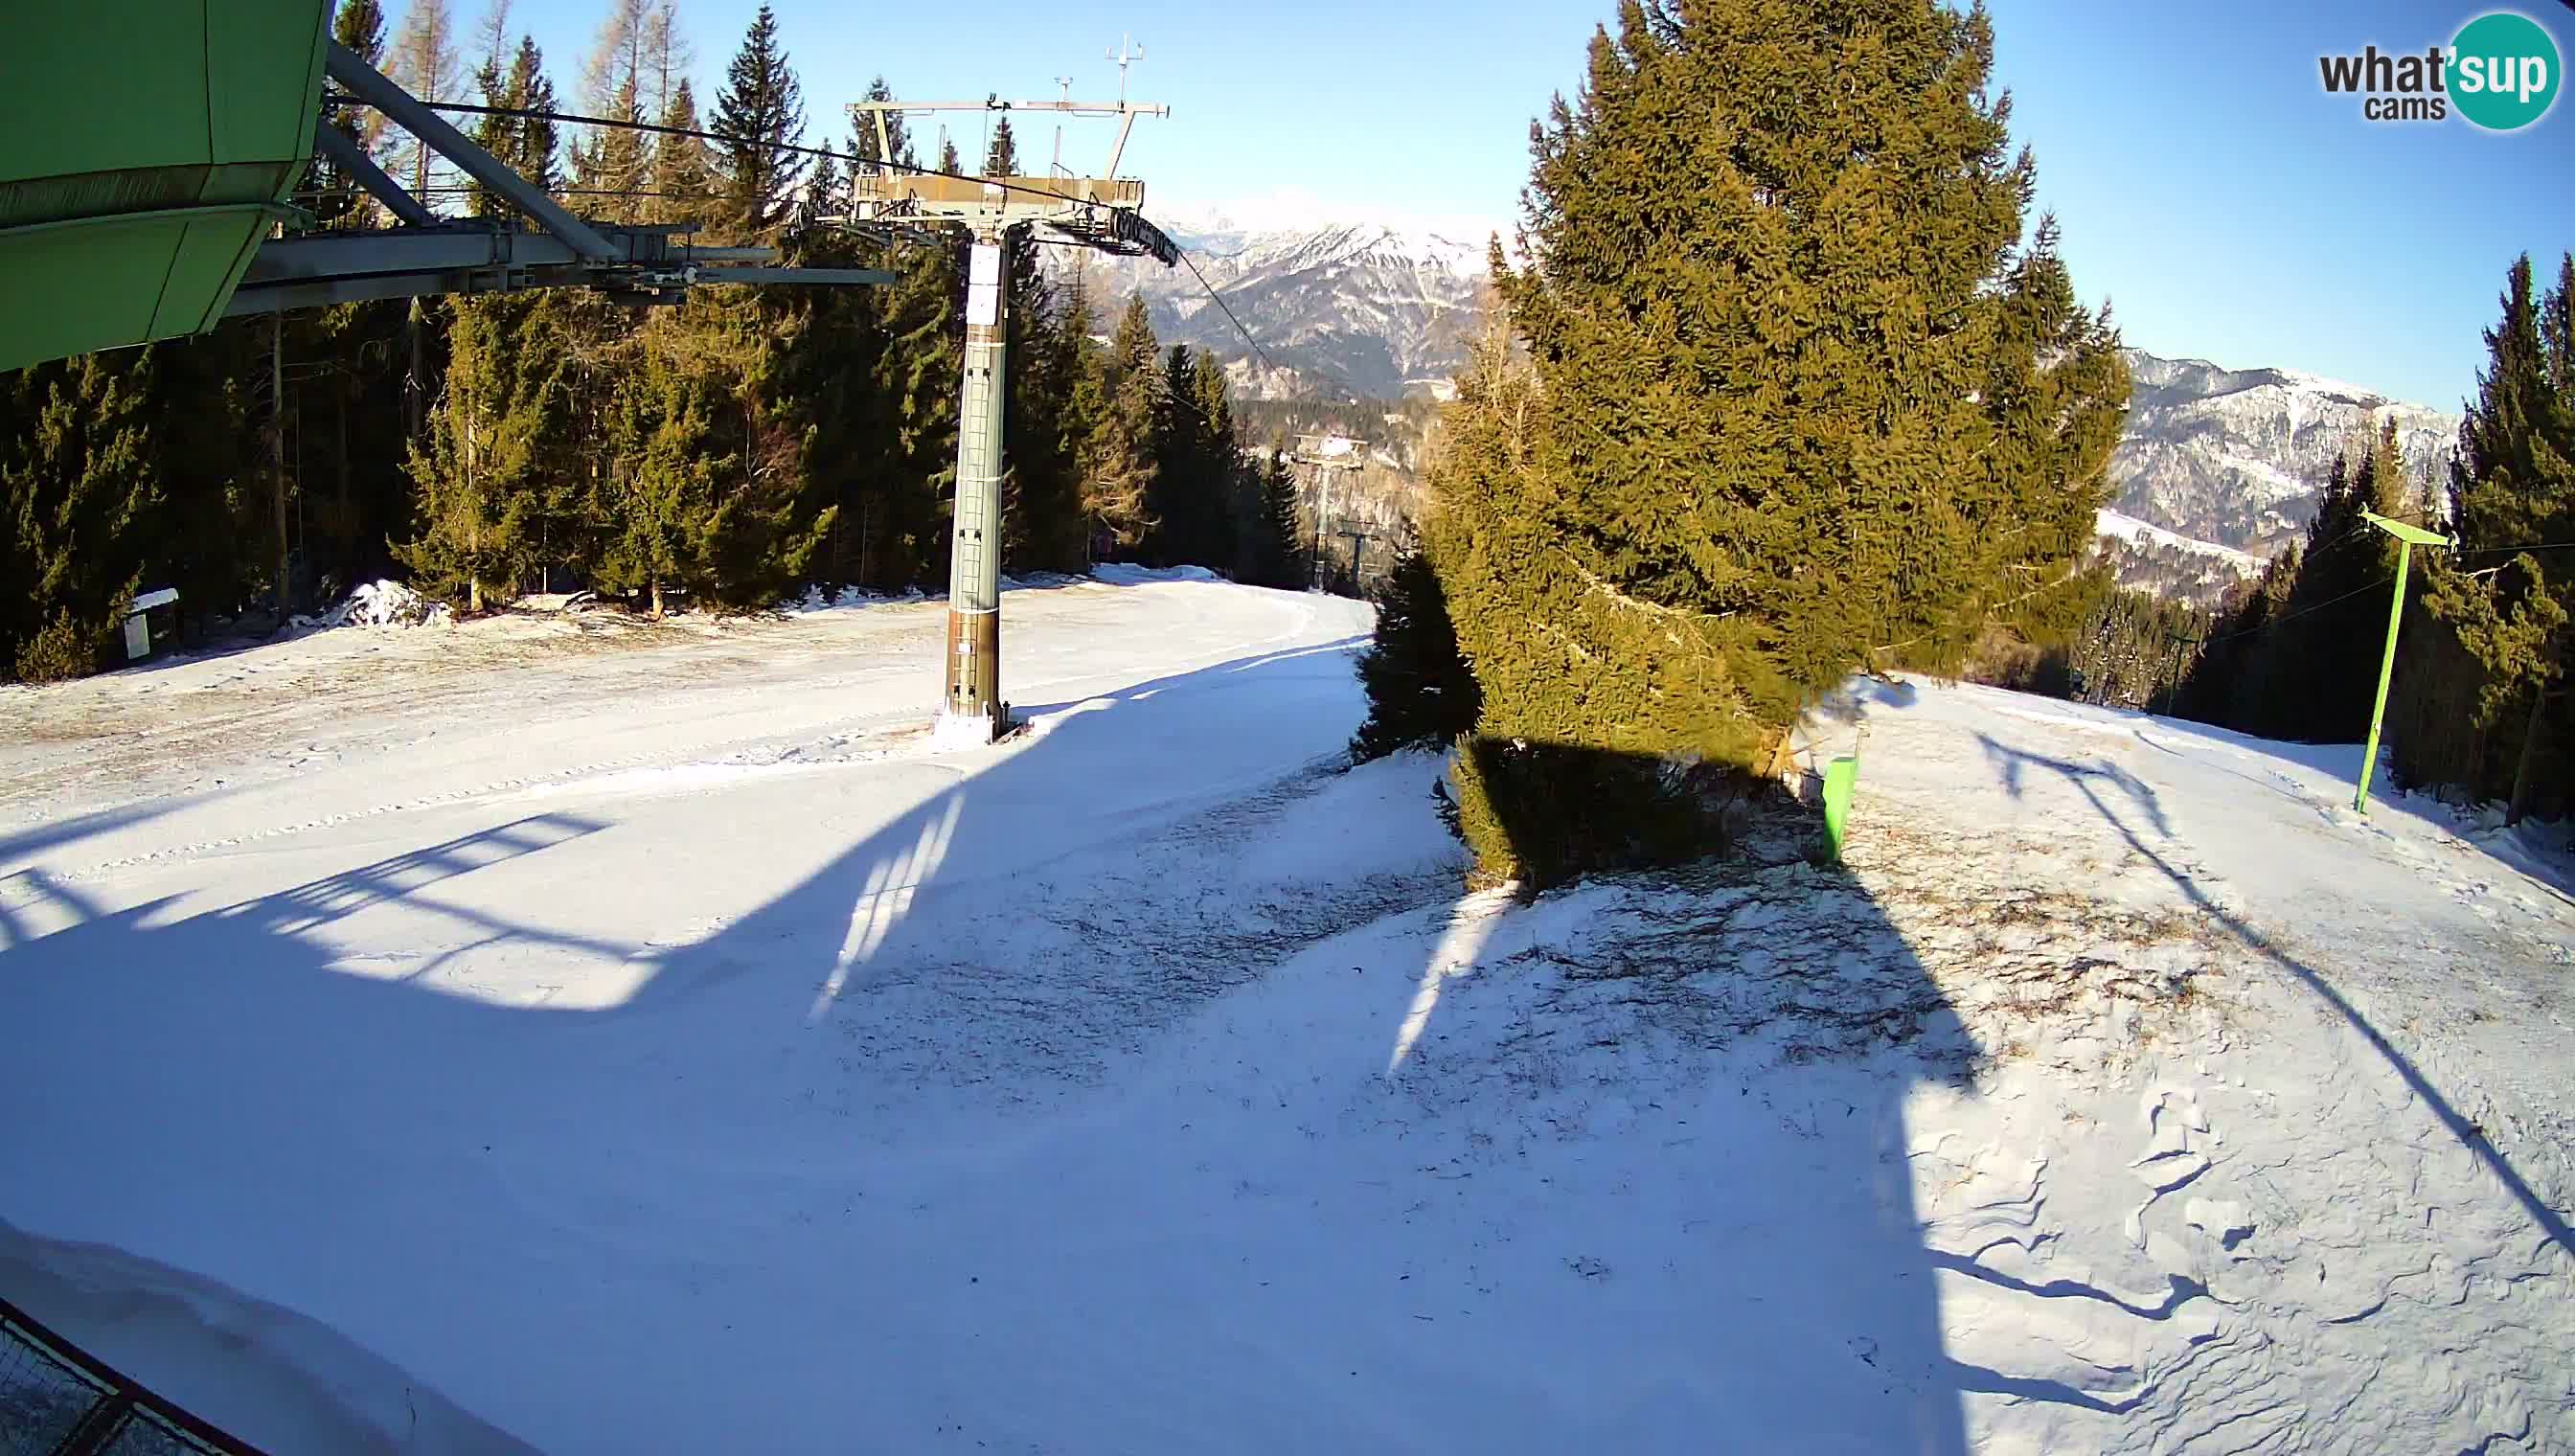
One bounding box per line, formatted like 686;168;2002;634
1061;217;1487;400
2106;349;2459;560
1;580;2569;1454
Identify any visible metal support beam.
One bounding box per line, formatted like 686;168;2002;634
243;225;581;282
314;125;440;229
936;229;1011;747
324;40;619;261
698;266;898;286
1105;111;1141;179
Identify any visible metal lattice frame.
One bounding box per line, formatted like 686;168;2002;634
226;42;893;317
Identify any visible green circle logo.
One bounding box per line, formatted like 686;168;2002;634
2451;11;2561;130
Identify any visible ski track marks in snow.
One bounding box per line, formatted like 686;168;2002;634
1850;678;2574;1455
1;586;2571;1453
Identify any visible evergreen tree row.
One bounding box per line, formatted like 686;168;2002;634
2170;421;2415;739
2390;254;2575;823
1;0;1303;681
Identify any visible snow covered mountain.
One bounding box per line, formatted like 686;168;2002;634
1059;205;1495;400
1067;212;2463;600
2107;349;2459;561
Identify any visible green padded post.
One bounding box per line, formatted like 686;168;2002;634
1822;754;1859;860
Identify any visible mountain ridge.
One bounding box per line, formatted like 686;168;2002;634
1054;216;2462;599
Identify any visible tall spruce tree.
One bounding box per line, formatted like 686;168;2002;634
2;353;164;679
1082;294;1161;553
466;30;529;219
510;38;561;193
592;320;719;617
1961;216;2129;664
1351;545;1482;761
652;78;718;229
575;73;650;224
2423;253;2575;820
712;4;807;239
1416;0;2121;882
865;237;965;587
397;294;574;611
1145;344;1241;567
1247;448;1306;588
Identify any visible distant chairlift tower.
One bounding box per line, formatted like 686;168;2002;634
848;82;1178;747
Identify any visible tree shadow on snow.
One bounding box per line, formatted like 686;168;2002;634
1358;738;2017;1451
1;644;2107;1451
1974;732;2575;1263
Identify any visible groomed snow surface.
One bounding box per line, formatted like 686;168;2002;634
3;573;2570;1453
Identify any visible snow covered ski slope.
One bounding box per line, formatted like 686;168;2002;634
2;573;2569;1453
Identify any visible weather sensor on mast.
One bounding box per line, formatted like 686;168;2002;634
848;57;1179;747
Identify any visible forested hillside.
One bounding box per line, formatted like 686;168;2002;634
0;0;1303;682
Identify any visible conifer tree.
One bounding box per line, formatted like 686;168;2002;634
640;0;690;123
1081;294;1161;553
466;28;529;219
397;294;572;611
1145;344;1240;567
801;147;843;229
2424;253;2575;820
510;37;561;193
652;78;717;228
592;322;720;617
713;4;807;239
1961;216;2130;665
2176;543;2302;732
1351;545;1481;761
1;353;162;679
983;117;1018;177
575;73;650;224
862;238;965;586
1190;349;1242;570
1247;448;1306;588
1419;0;2113;881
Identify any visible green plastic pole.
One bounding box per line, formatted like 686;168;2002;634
2354;540;2413;815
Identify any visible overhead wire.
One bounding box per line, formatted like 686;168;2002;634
1169;247;1282;379
327;92;1290;380
323;94;1130;216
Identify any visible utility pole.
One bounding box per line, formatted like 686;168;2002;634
1292;433;1367;592
945;229;1008;741
1052;77;1071;173
2155;630;2199;717
850;79;1176;747
1339;527;1377;597
2353;510;2450;813
1309;463;1333;588
271;312;291;632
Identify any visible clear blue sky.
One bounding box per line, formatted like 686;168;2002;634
492;0;2572;409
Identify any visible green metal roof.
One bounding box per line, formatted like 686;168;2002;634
0;1;330;373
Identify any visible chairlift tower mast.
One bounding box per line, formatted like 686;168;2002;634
850;75;1178;746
